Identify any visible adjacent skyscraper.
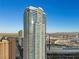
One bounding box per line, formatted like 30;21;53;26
24;6;46;59
0;37;16;59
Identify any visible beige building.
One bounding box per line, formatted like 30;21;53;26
0;37;16;59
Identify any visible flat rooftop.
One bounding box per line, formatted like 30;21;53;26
47;44;79;54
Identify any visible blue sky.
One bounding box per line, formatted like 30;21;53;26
0;0;79;33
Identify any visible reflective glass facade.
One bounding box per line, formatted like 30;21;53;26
24;6;46;59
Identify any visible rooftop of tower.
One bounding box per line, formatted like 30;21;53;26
27;6;44;11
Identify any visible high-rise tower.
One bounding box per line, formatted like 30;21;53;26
24;6;46;59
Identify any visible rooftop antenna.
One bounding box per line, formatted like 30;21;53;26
49;34;50;50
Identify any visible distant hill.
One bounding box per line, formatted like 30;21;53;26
0;33;18;37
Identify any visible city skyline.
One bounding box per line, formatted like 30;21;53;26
0;0;79;33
